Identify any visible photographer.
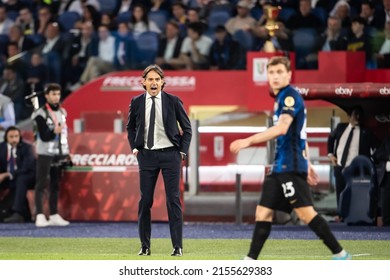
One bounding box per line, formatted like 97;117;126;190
32;83;70;227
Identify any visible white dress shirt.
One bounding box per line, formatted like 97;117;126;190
336;124;360;167
144;92;173;150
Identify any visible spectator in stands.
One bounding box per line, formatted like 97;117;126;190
209;25;245;70
225;0;256;35
114;22;131;70
329;0;351;31
59;0;101;16
0;4;14;35
171;1;188;37
383;0;390;23
186;7;208;33
0;126;36;223
327;106;378;220
38;21;66;85
32;83;70;227
36;6;54;36
360;0;385;31
171;21;213;69
64;21;94;90
129;3;161;38
81;4;101;31
0;93;15;134
150;0;171;14
70;24;115;90
0;65;29;123
347;16;373;67
5;41;28;81
16;6;36;36
155;20;185;70
8;24;36;52
230;56;351;260
374;21;390;68
373;128;390;226
286;0;325;32
319;15;348;51
101;13;117;32
26;52;47;104
304;15;348;68
3;0;24;13
116;0;148;15
196;0;232;20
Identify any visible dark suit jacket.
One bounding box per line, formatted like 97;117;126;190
0;141;36;178
127;91;192;154
157;35;184;60
327;123;377;161
373;135;390;186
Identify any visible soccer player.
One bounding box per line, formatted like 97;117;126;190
230;56;351;260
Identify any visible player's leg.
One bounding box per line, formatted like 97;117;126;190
294;206;350;259
245;205;274;260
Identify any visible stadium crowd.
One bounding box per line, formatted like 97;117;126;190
1;0;390;123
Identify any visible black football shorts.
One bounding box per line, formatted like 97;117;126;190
259;172;314;213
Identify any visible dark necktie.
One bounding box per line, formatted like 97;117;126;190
9;148;15;173
147;96;156;149
340;127;355;167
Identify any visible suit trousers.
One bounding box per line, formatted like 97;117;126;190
137;148;183;249
334;165;346;214
0;172;34;215
380;173;390;226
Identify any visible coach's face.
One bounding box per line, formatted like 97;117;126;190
267;63;291;95
143;70;164;97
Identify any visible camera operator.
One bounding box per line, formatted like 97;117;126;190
32;83;70;227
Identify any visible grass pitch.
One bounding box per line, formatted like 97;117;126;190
0;238;389;260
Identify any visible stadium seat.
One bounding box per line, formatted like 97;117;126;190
25;34;44;45
97;0;120;14
251;6;263;20
233;29;254;51
58;11;81;32
116;11;131;23
292;28;319;69
339;155;377;225
148;10;168;32
208;10;231;32
127;31;159;70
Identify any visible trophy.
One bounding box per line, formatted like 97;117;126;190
263;4;281;52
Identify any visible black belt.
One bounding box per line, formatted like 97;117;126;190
149;146;177;152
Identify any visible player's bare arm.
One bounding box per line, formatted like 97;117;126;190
230;114;293;154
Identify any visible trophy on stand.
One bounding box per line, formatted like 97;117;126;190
263;4;281;52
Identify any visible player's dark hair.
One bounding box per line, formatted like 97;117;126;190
267;56;291;71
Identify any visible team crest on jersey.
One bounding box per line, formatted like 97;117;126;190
284;96;295;107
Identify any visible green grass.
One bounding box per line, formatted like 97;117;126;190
0;238;389;260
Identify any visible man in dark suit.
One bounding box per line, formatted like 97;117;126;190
373;129;390;226
327;106;378;214
155;20;185;70
0;126;36;223
127;64;192;257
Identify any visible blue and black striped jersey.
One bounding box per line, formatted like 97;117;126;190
271;85;308;174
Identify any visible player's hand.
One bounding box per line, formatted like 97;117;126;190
230;139;250;154
328;154;337;166
307;163;319;186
